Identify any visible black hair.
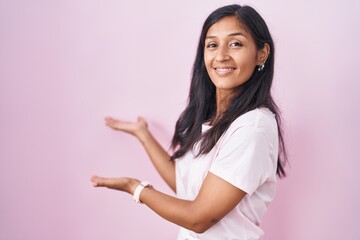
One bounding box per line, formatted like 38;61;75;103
170;4;287;177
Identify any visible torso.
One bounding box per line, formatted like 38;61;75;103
175;108;279;240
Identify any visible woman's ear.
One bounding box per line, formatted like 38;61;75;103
257;43;270;65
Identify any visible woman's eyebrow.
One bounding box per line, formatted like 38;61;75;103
206;32;248;39
229;32;248;38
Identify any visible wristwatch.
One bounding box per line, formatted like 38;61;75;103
133;181;152;204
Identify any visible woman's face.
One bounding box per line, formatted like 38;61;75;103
204;16;263;95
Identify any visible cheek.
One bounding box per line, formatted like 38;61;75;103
235;54;257;72
204;53;211;66
204;54;213;72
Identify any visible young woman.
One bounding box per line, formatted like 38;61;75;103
91;4;287;240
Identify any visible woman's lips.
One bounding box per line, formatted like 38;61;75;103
214;67;236;75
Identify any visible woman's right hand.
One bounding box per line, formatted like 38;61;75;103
105;116;148;140
105;115;176;192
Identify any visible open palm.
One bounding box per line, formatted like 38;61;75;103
105;116;148;138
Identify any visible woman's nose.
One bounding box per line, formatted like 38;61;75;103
215;46;230;62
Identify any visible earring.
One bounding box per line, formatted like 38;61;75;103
257;63;265;72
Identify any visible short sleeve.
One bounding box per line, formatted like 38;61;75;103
209;126;274;196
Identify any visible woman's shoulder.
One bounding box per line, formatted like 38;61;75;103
227;108;277;137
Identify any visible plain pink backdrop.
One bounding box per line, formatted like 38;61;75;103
1;0;359;239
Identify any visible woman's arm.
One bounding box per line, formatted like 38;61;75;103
105;116;176;192
91;172;246;233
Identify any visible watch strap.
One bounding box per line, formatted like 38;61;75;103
133;181;152;204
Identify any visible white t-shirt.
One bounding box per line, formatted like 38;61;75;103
175;108;279;240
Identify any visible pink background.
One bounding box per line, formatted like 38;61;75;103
1;0;359;239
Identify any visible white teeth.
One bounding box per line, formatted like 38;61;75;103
215;68;234;73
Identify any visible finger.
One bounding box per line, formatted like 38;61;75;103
105;117;117;123
105;116;121;123
137;116;147;126
90;175;100;187
105;119;124;130
105;117;117;125
91;175;111;188
106;117;126;126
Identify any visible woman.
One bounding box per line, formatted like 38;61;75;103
91;4;287;240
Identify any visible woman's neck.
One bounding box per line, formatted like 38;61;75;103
211;89;234;125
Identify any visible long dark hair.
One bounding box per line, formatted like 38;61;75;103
170;4;287;178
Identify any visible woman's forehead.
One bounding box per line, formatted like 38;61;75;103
206;16;249;38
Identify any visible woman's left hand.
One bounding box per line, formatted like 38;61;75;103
91;176;140;195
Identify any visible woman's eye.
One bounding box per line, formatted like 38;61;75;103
230;42;242;47
206;43;217;48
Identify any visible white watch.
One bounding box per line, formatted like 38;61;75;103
133;181;152;204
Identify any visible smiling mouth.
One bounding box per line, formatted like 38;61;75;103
214;67;236;74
